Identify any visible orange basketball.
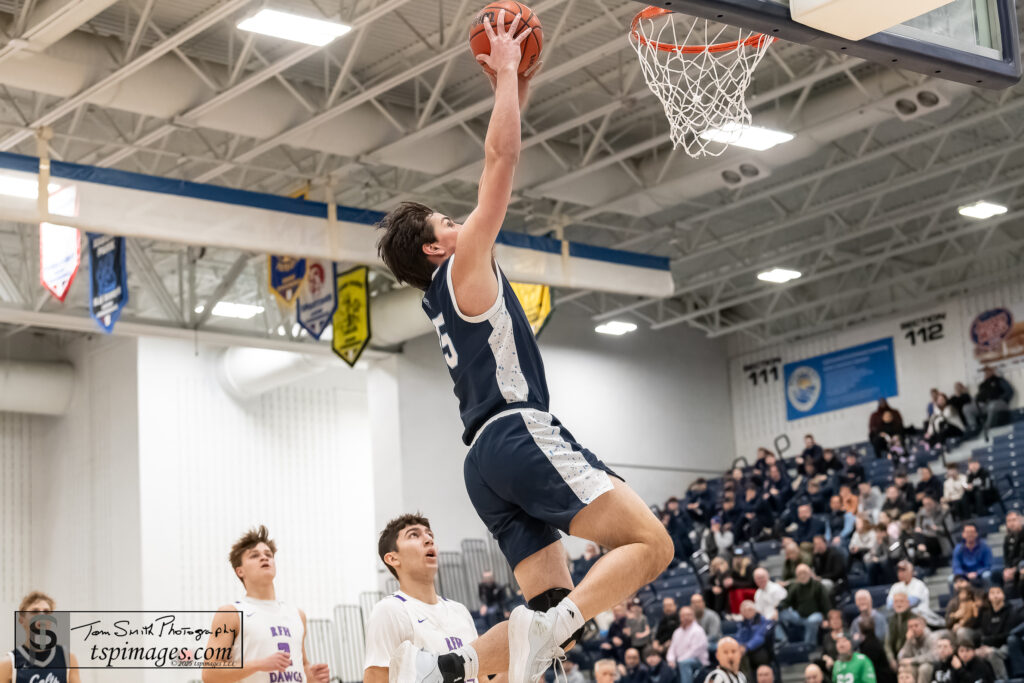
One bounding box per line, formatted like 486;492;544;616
469;2;543;76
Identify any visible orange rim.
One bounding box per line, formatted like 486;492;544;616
630;6;774;54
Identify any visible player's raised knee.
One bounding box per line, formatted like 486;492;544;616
643;523;674;579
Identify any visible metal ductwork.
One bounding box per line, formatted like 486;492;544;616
0;360;74;415
216;287;431;398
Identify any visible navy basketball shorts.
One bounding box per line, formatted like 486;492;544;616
463;407;621;569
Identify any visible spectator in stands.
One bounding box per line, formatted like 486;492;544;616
838;630;884;683
897;615;937;683
963;459;997;519
819;609;847;676
926;388;941;418
686;479;711;526
884;486;915;520
849;516;878;575
666;606;709;683
812;534;846;597
924;393;966;450
866;515;898;584
594;659;618;683
858;481;884;521
840;484;860;516
932;636;955;683
870;399;905;459
804;663;825;683
952;637;995;683
975;585;1020;679
949;383;974;431
564;659;585;683
573;543;602;585
752;447;773;479
602;602;632;663
619;648;647;683
889;435;911;467
753;568;786;622
820;449;843;475
858;618;898;683
964;367;1015;437
477;570;508;628
779;563;830;645
894;471;916;508
705;556;731;615
735;600;774;680
740;486;770;542
652;597;680;656
764;465;792;515
914;496;952;571
793;461;824;502
807;480;831;515
702;516;734;559
782;541;806;585
726;551;758;614
721;498;742;538
843;452;867;489
945;585;981;644
627;601;652;651
794;503;827;549
829;495;857;546
644;647;674;683
690;594;722;644
852;589;889;648
798;434;824;471
942;464;969;522
888;560;944;628
662;497;695;564
1002;511;1024;599
952;523;993;586
756;665;775;683
886;591;915;665
915;467;942;508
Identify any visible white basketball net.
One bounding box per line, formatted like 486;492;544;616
630;7;773;158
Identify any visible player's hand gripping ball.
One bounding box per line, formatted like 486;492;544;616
469;2;543;76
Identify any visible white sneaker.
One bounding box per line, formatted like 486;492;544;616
507;606;566;683
389;641;444;683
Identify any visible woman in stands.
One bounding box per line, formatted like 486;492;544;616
848;515;877;576
704;557;731;615
946;585;982;644
924;393;966;449
725;553;757;614
869;399;904;458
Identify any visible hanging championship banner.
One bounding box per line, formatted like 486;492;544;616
331;266;370;367
87;233;128;333
268;255;307;306
296;259;337;340
39;223;80;302
510;282;553;337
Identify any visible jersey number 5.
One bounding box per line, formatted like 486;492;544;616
431;314;459;369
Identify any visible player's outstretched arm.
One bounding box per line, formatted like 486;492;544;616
451;10;533;317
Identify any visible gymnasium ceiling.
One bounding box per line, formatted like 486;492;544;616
0;0;1022;352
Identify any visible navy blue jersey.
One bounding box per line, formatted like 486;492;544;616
422;256;550;445
10;644;68;683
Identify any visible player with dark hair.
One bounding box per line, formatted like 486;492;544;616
376;10;672;683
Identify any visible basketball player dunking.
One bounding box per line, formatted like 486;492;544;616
364;514;505;683
1;592;80;683
201;526;330;683
375;11;673;683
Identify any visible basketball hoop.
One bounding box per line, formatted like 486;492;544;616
629;7;774;158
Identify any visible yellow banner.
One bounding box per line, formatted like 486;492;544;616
332;266;371;367
510;282;553;337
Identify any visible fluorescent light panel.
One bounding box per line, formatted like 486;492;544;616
757;267;802;284
958;200;1007;220
194;302;265;319
700;123;794;151
237;9;351;46
0;174;59;199
595;321;638;336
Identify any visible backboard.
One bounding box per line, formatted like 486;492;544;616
632;0;1021;88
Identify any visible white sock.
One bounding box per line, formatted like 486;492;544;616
455;645;479;680
550;597;585;646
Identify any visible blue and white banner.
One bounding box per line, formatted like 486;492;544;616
87;233;128;333
784;337;898;420
296;259;337;340
268;255;306;306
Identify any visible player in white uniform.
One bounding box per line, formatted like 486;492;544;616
364;514;505;683
201;526;330;683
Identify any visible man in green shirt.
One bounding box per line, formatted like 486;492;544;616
833;635;877;683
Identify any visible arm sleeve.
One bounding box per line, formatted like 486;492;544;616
842;514;855;540
363;600;412;670
745;623;766;652
952;547;964;575
861;657;877;683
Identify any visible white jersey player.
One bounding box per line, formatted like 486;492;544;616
364;514;504;683
202;525;329;683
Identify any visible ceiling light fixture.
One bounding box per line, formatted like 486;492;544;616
757;267;802;284
195;302;265;319
595;321;638;336
237;9;351;46
958;200;1008;220
700;123;795;151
